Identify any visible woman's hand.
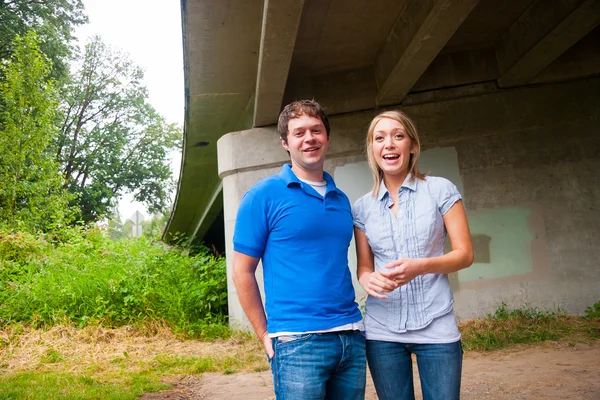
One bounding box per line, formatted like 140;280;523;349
382;258;425;286
359;271;398;299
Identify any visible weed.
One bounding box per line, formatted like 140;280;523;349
77;375;96;385
584;301;600;319
193;357;216;374
460;302;600;351
40;347;64;364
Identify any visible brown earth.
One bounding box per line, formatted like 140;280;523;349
139;341;600;400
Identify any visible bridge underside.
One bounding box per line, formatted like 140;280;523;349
165;0;600;247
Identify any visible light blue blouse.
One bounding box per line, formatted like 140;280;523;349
352;175;462;341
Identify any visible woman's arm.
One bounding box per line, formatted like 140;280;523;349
382;200;474;285
355;227;398;298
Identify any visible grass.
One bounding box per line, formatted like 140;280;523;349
0;371;167;400
0;303;598;399
0;324;268;399
459;302;600;351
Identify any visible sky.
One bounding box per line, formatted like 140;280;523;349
75;0;184;222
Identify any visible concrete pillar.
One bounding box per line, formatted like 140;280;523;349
217;127;287;328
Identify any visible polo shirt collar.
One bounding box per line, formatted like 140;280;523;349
377;173;418;201
279;163;300;185
279;164;341;194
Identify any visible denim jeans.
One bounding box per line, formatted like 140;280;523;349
269;330;366;400
366;340;463;400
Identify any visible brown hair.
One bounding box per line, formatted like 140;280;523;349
366;110;426;196
277;99;330;143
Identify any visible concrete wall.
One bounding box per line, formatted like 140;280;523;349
218;77;600;328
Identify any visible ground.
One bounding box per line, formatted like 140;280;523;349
139;341;600;399
2;326;597;399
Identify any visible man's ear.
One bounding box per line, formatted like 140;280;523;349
281;138;289;151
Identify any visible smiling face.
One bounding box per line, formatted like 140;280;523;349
281;113;330;180
371;117;415;179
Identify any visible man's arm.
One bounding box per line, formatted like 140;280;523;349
232;250;274;358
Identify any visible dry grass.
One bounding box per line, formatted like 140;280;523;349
0;323;268;378
1;309;598;399
459;311;600;351
3;314;598;376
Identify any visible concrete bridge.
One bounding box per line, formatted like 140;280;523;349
165;0;600;327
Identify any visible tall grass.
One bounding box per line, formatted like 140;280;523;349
0;227;229;338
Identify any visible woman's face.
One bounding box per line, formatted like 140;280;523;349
372;118;415;178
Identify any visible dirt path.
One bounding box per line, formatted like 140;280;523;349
140;341;600;399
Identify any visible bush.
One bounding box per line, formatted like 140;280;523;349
0;231;46;262
0;231;48;289
584;301;600;319
0;227;229;338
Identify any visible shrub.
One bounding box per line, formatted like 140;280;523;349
0;227;229;338
0;231;46;263
584;301;600;319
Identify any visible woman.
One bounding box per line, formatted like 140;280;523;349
352;110;474;400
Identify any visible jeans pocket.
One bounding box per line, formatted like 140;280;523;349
275;333;314;347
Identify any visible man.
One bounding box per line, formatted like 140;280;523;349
232;100;365;399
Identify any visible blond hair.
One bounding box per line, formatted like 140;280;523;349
366;110;426;196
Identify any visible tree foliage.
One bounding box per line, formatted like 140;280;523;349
106;211;169;241
0;0;87;81
55;36;181;222
0;31;76;232
141;212;169;239
0;9;181;228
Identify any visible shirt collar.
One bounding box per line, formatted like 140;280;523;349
377;173;418;201
278;164;340;193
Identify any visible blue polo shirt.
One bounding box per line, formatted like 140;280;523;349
233;164;362;334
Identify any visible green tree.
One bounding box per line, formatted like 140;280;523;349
122;218;134;238
55;36;181;222
141;212;169;239
106;211;126;240
0;0;87;81
0;31;76;231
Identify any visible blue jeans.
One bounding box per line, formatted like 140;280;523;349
366;340;463;400
269;330;366;400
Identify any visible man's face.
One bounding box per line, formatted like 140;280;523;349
281;114;329;176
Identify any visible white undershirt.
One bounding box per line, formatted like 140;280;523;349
269;321;364;338
299;178;327;197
